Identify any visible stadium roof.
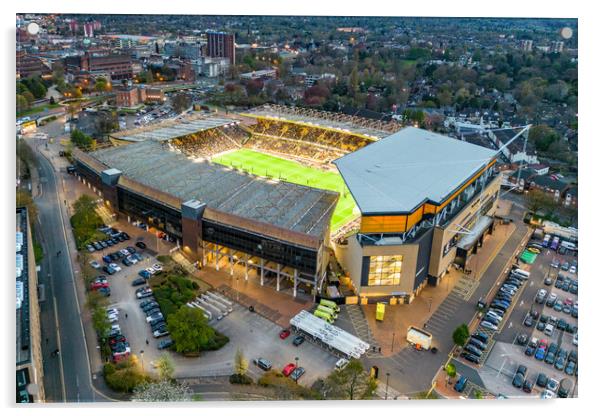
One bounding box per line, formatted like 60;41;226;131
112;117;236;143
243;105;394;139
90;141;338;240
334;127;498;215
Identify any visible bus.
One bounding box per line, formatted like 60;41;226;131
319;299;340;313
313;310;335;324
316;305;338;319
550;236;560;251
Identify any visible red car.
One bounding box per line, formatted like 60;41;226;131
282;363;296;377
279;329;291;340
90;281;109;290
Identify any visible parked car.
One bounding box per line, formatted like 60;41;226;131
158;338;174;350
547;378;559;393
282;363;296;376
132;277;146;286
153;327;169;338
122;258;133;267
454;376;468;393
535;289;547;304
460;352;480;364
536;373;548;388
544;276;553;286
138;269;152;279
135;241;147;249
516;333;528;346
98;287;111;297
253;358;273;371
279;329;291;339
290;367;306;381
292;335;305;346
546;293;558;307
109;263;122;272
480;320;498;331
522;379;534;393
152;263;164;272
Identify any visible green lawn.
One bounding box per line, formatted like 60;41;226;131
212;149;358;232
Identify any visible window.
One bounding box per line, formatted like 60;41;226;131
368;255;403;286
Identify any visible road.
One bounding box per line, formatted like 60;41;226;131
30;139;103;402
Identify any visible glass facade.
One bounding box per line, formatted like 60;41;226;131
202;220;318;275
368;255;403;286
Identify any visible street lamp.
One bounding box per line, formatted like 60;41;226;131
385;372;390;400
140;350;145;370
390;332;396;353
428;297;433;312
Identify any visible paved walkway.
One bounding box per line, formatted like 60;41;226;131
200;267;312;328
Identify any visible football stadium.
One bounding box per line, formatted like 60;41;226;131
73;105;502;303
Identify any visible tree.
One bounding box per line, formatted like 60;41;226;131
452;324;470;347
166;306;219;354
525;189;556;215
95;111;119;137
95;77;108;92
103;355;150;393
234;348;248;376
16;94;29;113
91;305;111;339
444;362;456;385
132;380;192;402
155;353;175;380
172;93;192;114
529;125;560;152
322;359;376;400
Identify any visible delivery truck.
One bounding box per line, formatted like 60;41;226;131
407;326;433;350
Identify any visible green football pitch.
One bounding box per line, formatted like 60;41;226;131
212;149;358;232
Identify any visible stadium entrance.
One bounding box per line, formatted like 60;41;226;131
200;241;319;299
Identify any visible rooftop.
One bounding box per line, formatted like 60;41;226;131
243;104;397;139
16;208;30;366
334;127;497;214
90;141;338;239
112;115;238;143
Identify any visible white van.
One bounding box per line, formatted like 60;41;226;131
512;269;530;280
544;324;554;336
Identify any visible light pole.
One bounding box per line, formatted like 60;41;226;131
428;297;433;312
140;350;145;371
295;356;299;384
390;332;396;353
385;372;390;400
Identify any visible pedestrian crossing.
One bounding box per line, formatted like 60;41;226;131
452;275;480;300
